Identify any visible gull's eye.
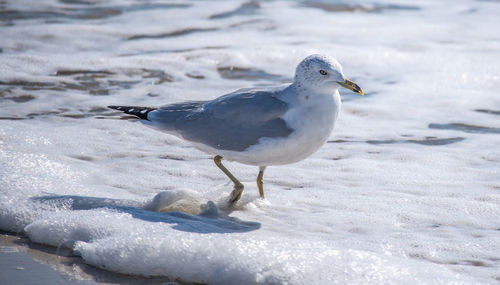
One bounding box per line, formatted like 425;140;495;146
319;70;327;75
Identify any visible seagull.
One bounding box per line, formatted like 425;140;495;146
108;54;363;204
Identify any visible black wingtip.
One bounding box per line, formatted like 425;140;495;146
107;105;156;120
108;105;123;111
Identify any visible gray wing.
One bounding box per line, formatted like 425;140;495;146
147;101;206;129
148;87;293;151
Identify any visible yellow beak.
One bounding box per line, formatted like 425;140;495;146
338;79;364;95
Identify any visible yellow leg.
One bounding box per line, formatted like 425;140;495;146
256;166;266;198
214;155;244;204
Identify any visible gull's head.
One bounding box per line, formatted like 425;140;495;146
294;54;363;95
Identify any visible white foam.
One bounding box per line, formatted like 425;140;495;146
144;190;205;215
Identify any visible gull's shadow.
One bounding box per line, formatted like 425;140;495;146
32;195;260;234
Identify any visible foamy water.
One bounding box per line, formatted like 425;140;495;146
1;0;499;284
